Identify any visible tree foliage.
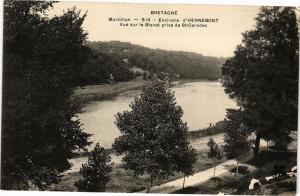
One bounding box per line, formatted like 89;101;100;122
112;81;196;192
222;7;298;152
74;143;113;192
79;49;135;85
2;0;91;190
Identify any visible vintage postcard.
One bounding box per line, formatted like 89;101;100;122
1;0;298;195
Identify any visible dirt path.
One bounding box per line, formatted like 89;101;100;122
139;159;241;193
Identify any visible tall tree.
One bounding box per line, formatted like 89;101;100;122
74;143;113;192
223;109;251;174
2;1;91;190
222;7;298;157
113;81;196;193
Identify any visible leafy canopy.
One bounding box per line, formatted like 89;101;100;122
222;7;298;144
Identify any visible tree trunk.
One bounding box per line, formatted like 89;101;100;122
146;176;153;193
213;159;217;178
236;157;239;174
182;174;186;189
253;132;261;160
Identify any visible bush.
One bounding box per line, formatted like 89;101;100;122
135;71;143;77
247;150;296;167
230;166;249;174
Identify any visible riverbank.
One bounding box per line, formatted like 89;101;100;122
71;79;152;105
188;121;225;140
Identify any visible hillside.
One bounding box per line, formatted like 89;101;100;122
87;41;227;80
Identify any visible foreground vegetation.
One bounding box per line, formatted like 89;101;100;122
51;137;229;192
173;149;297;195
2;1;92;189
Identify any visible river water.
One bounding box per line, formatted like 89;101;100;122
78;81;237;148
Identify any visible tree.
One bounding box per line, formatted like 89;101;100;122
75;143;113;192
174;146;197;189
207;138;222;178
2;1;91;190
222;7;298;158
113;80;196;193
223;109;251;174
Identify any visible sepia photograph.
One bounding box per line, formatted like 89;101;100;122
1;0;299;195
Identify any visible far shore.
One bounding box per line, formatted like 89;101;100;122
71;79;152;105
71;78;220;106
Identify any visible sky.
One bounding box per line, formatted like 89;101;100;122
49;2;261;57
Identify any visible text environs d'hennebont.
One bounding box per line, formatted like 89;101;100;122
108;17;219;23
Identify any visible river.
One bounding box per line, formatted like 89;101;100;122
78;81;237;149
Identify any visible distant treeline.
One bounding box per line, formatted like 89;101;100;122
79;48;135;85
79;41;226;85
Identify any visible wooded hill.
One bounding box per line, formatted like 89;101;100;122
86;41;226;81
